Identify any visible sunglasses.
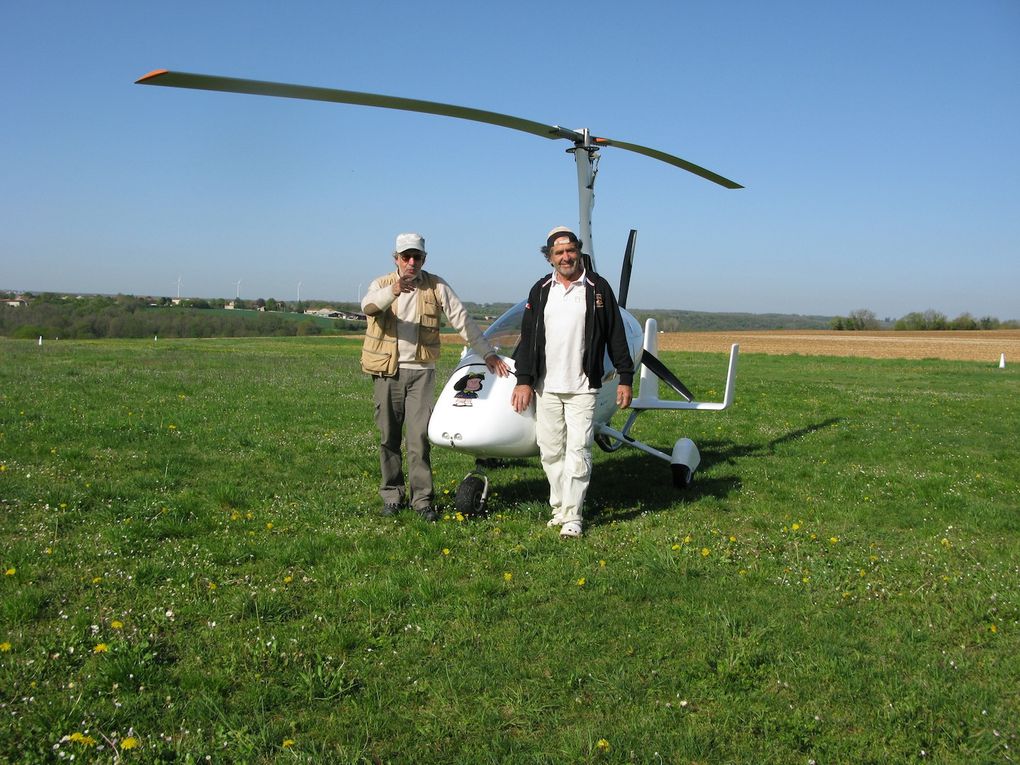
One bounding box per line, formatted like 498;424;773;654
397;252;425;262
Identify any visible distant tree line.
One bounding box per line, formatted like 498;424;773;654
0;294;363;339
830;307;1016;331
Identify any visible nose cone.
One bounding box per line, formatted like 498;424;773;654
428;355;538;458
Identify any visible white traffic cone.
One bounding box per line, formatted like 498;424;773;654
999;353;1006;369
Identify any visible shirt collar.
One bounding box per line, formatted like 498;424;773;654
551;268;586;292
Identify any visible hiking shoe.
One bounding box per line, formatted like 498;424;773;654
381;503;402;517
417;506;439;522
559;521;583;539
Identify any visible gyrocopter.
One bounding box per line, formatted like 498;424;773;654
135;69;742;515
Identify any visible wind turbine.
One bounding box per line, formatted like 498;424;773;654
235;279;242;299
176;275;182;300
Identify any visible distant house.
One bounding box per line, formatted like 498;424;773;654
5;296;29;308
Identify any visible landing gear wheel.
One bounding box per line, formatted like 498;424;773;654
455;475;488;517
594;433;624;453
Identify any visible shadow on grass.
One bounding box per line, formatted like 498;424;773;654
457;418;843;527
699;416;845;470
591;417;845;527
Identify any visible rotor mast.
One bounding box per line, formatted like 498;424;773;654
568;129;599;272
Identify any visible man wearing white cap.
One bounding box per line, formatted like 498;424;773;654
362;232;509;521
510;227;633;538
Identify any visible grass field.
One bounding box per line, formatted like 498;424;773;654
1;336;1018;763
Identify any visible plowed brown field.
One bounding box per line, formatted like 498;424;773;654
655;329;1020;362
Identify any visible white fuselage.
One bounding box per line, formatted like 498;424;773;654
428;300;643;457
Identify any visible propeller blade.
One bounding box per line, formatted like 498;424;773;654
639;350;695;402
593;136;743;189
618;229;636;309
136;70;742;188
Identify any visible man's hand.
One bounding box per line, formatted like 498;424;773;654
392;274;418;295
616;384;633;409
485;353;510;378
511;384;533;413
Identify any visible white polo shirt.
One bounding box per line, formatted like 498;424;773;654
541;271;591;394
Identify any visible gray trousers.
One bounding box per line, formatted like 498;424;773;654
373;367;435;510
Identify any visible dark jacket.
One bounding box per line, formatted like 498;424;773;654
513;271;634;389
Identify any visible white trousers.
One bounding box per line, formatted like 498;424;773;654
535;390;596;525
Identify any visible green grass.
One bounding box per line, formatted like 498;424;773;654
1;337;1018;763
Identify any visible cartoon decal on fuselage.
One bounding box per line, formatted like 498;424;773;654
453;372;486;406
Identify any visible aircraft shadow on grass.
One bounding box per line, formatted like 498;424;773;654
475;417;844;528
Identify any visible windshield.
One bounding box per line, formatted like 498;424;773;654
482;300;527;356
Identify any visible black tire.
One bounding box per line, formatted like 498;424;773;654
671;464;693;489
455;475;487;516
594;433;624;453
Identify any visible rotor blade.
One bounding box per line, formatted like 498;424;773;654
136;70;742;188
639;350;695;402
618;229;636;309
136;70;576;142
593;136;743;189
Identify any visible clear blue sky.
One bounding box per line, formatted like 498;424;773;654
3;1;1018;320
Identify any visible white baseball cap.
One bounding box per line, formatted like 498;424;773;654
395;232;426;254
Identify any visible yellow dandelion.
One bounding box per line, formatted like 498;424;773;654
671;543;681;550
829;536;839;544
683;534;692;544
442;548;451;556
989;624;998;634
597;738;611;752
207;581;217;590
503;572;513;582
455;512;465;522
729;535;736;543
92;576;103;584
4;568;15;576
0;642;11;652
599;560;606;568
283;575;293;584
701;547;710;557
167;424;176;430
111;620;124;630
93;643;110;654
282;739;295;748
577;577;586;587
120;736;140;750
265;522;273;530
0;465;6;471
791;523;801;531
69;732;97;746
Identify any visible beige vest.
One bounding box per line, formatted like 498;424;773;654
361;271;442;376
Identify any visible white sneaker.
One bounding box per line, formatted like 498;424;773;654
546;518;564;528
559;521;583;539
